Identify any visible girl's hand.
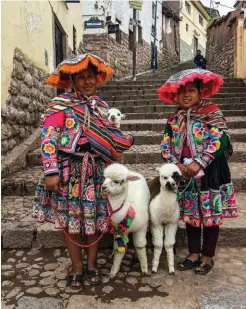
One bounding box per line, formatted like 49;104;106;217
177;164;189;178
186;161;201;177
127;134;134;145
45;175;61;193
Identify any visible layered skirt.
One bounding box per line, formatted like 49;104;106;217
33;153;108;235
179;154;238;227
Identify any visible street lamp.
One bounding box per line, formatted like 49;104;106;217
213;1;235;9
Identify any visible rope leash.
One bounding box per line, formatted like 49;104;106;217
176;177;196;201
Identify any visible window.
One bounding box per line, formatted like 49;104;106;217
186;23;189;31
152;2;156;19
138;26;143;44
199;14;204;26
116;30;122;44
185;1;191;14
73;26;77;54
151;24;155;36
129;29;133;51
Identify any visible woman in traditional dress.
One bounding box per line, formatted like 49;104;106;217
158;69;238;275
33;54;133;288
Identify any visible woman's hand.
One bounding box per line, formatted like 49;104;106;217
177;164;189;179
186;161;201;177
45;175;61;193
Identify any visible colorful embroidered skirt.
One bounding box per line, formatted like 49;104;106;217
33;154;108;235
179;154;238;227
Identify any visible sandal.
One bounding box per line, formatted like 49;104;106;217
85;269;101;285
67;273;83;289
195;259;214;275
177;256;200;271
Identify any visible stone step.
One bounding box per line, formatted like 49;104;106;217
119;142;246;164
135;76;244;82
109;78;244;86
125;110;246;119
119;117;246;131
104;94;246;103
98;82;246;92
2;160;246;197
1;192;246;248
122;129;246;144
119;103;246;113
98;87;246;99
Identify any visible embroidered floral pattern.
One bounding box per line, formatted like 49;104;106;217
60;134;71;147
207;136;221;153
86;185;95;201
33;157;108;235
193;122;210;141
180;184;238;227
42;140;56;158
65;118;76;129
71;183;80;198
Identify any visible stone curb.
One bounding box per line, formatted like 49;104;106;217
2;219;246;249
1;129;41;178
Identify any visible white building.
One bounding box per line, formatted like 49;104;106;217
82;0;180;77
179;0;210;62
82;0;163;51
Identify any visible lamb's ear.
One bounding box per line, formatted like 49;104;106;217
127;174;141;181
172;171;182;185
121;114;126;119
155;167;160;173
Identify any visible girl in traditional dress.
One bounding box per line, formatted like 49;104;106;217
158;69;238;275
33;54;133;288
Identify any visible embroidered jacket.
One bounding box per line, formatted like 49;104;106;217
41;93;132;176
161;105;229;168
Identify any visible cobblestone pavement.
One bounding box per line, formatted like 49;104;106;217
2;247;246;309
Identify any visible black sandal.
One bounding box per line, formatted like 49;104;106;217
67;273;83;289
177;257;200;271
195;260;214;275
85;269;101;285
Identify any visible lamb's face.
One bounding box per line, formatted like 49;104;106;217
107;108;125;128
102;176;128;196
102;163;140;197
158;164;182;191
102;163;128;196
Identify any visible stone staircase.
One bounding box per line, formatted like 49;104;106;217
2;66;246;249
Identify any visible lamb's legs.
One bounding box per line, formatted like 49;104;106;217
133;228;148;275
109;251;125;278
151;224;164;273
164;223;178;275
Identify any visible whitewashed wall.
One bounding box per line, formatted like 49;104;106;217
82;0;163;50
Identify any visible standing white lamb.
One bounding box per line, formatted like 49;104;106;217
107;108;125;128
149;163;182;274
102;163;150;278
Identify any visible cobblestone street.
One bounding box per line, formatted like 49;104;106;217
2;246;246;309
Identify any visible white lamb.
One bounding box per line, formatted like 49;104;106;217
149;163;182;275
102;163;150;278
107;108;125;128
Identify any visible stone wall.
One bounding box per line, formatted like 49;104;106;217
206;10;242;77
206;35;235;77
83;32;179;79
1;49;54;155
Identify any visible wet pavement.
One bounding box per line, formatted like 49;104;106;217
2;246;246;309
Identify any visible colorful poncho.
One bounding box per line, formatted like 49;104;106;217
40;92;131;163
